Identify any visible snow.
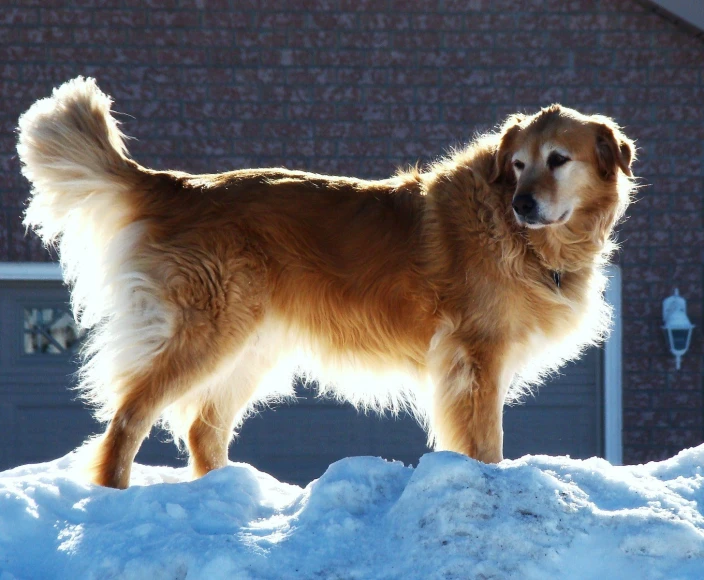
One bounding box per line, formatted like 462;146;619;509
1;447;703;579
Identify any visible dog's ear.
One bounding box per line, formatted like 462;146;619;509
490;114;524;183
594;122;634;179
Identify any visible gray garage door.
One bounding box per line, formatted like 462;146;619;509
0;280;602;485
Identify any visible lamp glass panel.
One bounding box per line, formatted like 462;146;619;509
671;328;691;352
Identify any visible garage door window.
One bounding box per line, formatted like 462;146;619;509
23;306;83;355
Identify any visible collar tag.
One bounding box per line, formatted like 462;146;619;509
552;271;561;288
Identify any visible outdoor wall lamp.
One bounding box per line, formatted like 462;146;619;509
662;289;695;371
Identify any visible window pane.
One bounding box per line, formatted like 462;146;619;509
23;307;84;355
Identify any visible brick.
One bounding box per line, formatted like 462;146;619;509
594;69;649;87
314;86;361;103
650;68;698;86
74;27;129;45
233;103;286;120
341;0;387;11
394;31;442;50
623;355;651;373
151;10;199;27
309;13;357;29
182;29;231;47
315;122;365;139
668;46;704;67
464;13;516;30
444;105;495;124
21;26;71;44
0;8;38;25
260;85;313;103
0;46;45;62
358;158;397;178
337;104;387;122
235;67;280;85
623;410;669;429
339;31;389;49
367;122;414;140
390;68;438;85
138;120;208;139
338;140;388;157
492;32;549;49
619;11;668;32
623;429;650;446
667;87;704;107
359;13;411;30
182;138;232;156
317;50;367;67
49;47;103;62
651;429;702;449
131;100;181;119
202;11;251;28
288;30;336;48
573;49;612;67
208;84;259;102
365;87;415;104
288;103;336;121
156;48;208;66
259;12;306;29
100;10;147;27
40;8;92;26
122;0;175;6
613;49;667;68
289;67;337;87
599;32;652;50
389;104;440;122
237;31;287;49
370;49;415;67
669;411;703;429
129;66;173;84
337;68;388;85
286;139;335;158
412;14;464;31
623;447;672;465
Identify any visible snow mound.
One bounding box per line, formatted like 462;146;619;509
1;447;703;579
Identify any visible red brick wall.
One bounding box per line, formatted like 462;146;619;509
2;0;702;463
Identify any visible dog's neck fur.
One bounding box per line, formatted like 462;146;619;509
527;221;612;274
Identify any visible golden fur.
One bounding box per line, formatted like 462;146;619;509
17;78;635;488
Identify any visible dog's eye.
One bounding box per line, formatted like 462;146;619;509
547;152;570;170
513;160;525;171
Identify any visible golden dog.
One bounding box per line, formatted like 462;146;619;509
17;78;634;488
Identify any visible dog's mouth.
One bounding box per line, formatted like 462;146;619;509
514;210;571;229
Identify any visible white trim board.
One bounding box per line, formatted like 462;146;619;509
0;262;63;280
604;265;623;465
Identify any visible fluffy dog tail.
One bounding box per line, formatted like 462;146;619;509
18;77;176;424
18;76;140;243
17;77;154;336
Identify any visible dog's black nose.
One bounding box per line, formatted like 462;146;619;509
512;194;537;218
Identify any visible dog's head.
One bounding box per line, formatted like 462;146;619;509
491;105;635;230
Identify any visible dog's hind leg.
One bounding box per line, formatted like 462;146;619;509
88;337;244;489
184;358;272;479
87;286;265;488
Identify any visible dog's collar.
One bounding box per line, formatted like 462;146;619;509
552;270;562;288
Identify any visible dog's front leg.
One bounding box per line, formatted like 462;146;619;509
429;338;506;463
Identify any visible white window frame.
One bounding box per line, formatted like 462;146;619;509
604;265;623;465
0;262;63;281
